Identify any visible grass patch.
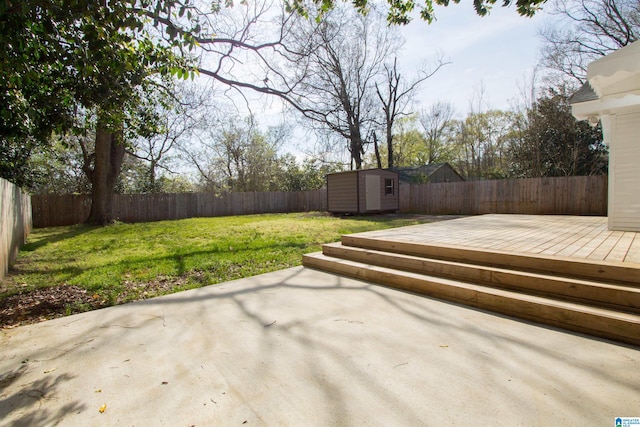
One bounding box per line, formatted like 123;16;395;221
1;212;430;325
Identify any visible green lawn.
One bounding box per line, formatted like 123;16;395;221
2;213;428;315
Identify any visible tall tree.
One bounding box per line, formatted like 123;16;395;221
190;117;289;193
1;0;303;223
450;110;515;180
1;0;194;223
129;81;212;193
375;57;447;168
510;86;608;177
419;101;456;164
286;7;400;169
540;0;639;82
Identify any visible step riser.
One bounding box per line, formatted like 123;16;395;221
322;244;640;314
341;235;640;286
303;254;640;347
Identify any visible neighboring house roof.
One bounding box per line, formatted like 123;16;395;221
569;81;599;104
391;163;465;183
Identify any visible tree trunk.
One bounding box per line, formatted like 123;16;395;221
351;141;363;169
86;115;125;225
350;133;364;170
149;160;157;192
373;132;382;169
386;123;394;169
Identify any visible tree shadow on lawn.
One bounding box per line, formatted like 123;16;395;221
19;225;97;253
1;237;317;327
2;214;448;327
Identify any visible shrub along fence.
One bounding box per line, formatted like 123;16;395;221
31;175;608;228
1;178;32;281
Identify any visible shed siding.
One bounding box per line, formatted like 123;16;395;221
327;172;358;213
610;112;640;231
356;170;399;213
327;169;399;214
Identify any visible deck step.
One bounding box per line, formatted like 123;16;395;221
341;235;640;286
302;252;640;347
321;242;640;314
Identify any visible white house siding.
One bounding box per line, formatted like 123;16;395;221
610;111;640;231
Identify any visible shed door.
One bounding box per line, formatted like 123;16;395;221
365;175;381;211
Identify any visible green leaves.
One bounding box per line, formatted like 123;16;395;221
285;0;546;24
0;0;206;190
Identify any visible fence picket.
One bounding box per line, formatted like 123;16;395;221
30;176;607;228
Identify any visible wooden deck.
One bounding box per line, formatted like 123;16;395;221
355;214;640;266
304;214;640;345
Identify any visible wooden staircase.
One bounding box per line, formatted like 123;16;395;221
303;234;640;347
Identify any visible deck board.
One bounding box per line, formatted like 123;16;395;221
625;234;640;264
606;233;636;263
355;214;640;267
588;232;625;261
555;222;610;258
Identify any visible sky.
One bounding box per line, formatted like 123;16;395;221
395;3;553;115
199;2;557;161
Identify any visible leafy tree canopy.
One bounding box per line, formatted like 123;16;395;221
0;0;194;143
285;0;547;24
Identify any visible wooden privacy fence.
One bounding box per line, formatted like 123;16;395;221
399;175;607;215
1;178;32;280
32;190;328;228
31;175;607;228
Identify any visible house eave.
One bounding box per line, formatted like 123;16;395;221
572;92;640;121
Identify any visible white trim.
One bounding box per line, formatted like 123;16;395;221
607;114;616;231
572;93;640;121
588;41;640;81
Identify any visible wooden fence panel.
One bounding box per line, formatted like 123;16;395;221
31;190;330;228
1;178;32;280
30;177;605;228
399;175;607;216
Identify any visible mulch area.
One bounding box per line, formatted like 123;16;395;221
0;285;105;329
0;277;187;329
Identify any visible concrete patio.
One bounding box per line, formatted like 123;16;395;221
0;215;639;425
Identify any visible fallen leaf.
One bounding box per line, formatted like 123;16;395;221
99;404;107;413
439;345;448;348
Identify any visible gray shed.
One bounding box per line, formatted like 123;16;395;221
326;169;399;214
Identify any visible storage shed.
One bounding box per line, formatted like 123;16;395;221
571;40;640;231
326;169;399;214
